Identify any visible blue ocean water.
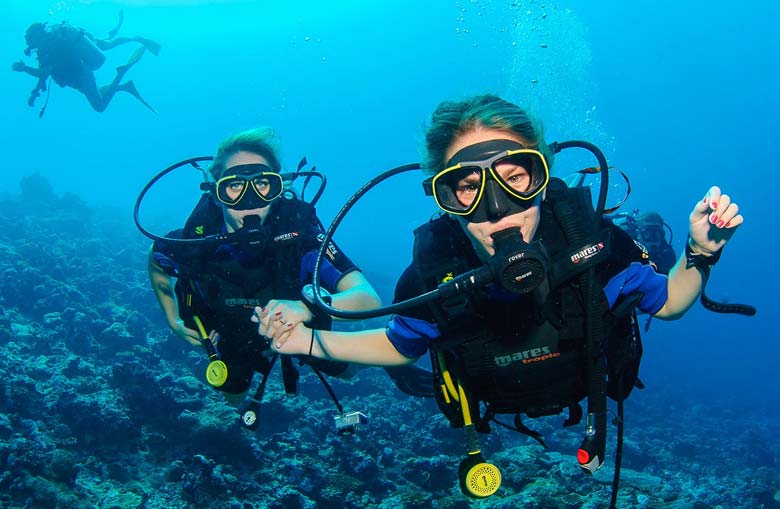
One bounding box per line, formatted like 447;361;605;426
2;1;778;508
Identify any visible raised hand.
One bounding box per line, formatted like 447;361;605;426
689;186;742;254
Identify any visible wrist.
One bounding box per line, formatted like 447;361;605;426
309;329;330;359
685;236;722;271
686;237;714;257
301;291;333;329
297;300;314;323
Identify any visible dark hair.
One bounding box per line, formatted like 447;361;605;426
209;127;281;180
422;94;553;174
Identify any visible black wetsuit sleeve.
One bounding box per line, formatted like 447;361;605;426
312;223;358;275
597;220;651;285
151;228;185;253
392;264;437;322
151;229;186;277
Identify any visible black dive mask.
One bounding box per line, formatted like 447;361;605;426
424;139;550;224
216;163;284;211
638;225;665;248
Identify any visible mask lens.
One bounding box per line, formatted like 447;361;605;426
492;151;548;199
640;226;664;244
433;166;483;214
217;177;248;205
252;174;283;201
216;171;284;206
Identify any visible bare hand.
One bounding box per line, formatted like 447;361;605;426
689;186;743;254
12;60;26;72
170;319;203;347
251;306;312;354
253;299;312;339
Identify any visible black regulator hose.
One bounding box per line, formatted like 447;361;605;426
311;163;461;319
134;156;215;243
549;140;609;221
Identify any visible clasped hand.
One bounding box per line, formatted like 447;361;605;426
251;299;313;352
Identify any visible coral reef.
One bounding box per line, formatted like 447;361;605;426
0;178;778;509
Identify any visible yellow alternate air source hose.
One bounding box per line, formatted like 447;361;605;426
192;316;228;387
438;353;502;497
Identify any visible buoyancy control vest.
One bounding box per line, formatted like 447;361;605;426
412;178;644;432
155;195;328;338
39;23;105;86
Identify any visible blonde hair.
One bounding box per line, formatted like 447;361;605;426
209;127;281;180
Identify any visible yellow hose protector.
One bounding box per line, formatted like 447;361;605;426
192;316;208;341
458;384;473;427
437;352;459;402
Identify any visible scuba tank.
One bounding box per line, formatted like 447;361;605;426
76;34;106;70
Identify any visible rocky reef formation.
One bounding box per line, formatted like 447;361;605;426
0;176;777;509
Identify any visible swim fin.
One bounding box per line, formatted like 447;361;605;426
107;9;124;39
137;37;161;56
116;46;146;75
384;365;435;398
118;80;157;114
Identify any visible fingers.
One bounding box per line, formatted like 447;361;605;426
181;325;199;338
722;213;744;229
692;186;720;218
689;186;743;253
182;336;201;347
710;195;742;230
257;299;309;329
181;330;202;347
174;323;202;346
692;186;744;229
270;326;295;351
706;186;722;210
252;302;312;354
262;320;294;346
692;194;710;216
703;188;743;230
268;309;289;336
254;303;294;341
258;300;284;323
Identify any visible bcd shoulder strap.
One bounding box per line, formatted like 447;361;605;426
412;214;480;327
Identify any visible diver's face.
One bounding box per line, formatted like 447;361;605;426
639;226;664;250
221;151;273;233
445;128;542;259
